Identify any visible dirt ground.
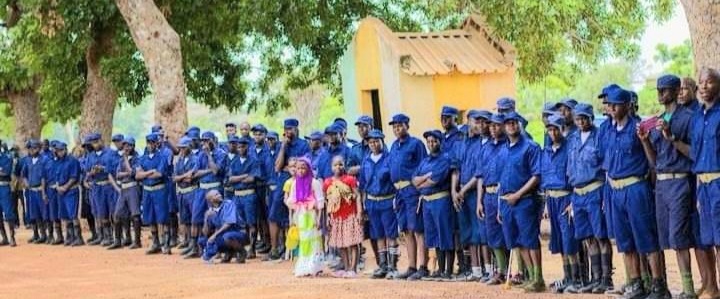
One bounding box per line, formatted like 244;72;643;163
0;228;701;299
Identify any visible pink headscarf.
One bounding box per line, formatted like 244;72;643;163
294;157;314;204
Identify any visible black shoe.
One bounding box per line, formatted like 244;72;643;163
407;267;429;281
421;270;442;281
592;277;613;294
146;240;161;255
107;240;123;250
184;247;200;259
645;278;671;299
122;237;132;247
257;243;271;254
623;279;648;299
177;239;189;249
247;248;257;259
486;273;506;285
220;252;233;263
236;248;247;264
439;272;454;282
580;279;600;293
28;235;38;244
394;267;417;280
162;245;172;255
88;235;102;246
550;279;568;293
0;239;8;246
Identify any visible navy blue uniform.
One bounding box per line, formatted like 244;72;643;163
272;138;310;227
478;138;506;249
389;136;426;233
415;153;453;250
567;128;608;240
85;148;117;219
227;154;261;225
45;156;60;222
198;199;248;261
196;149;227;225
175;154;198;225
691;103;720;246
454;134;485;246
114;154;141;220
0;152;15;222
138;152;170;225
360;151;397;239
21;155;47;223
54;155;81;220
541;140;579;255
316;143;350;180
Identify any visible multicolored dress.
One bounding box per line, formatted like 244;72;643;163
285;177;325;277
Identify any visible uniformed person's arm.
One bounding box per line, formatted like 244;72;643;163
208;223;231;243
476;178;485;218
59;161;80;192
274;140;288;173
637;126;657;167
412;172;432;188
206;151;219;174
450;169;460;199
459;177;478;197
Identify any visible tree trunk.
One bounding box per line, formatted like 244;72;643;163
680;0;720;74
7;89;41;153
115;0;188;143
79;29;116;143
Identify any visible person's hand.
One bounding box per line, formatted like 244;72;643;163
42;194;48;204
563;204;574;221
657;119;672;141
504;192;521;206
57;186;66;193
476;203;485;219
497;212;502;224
636;124;649;141
542;205;549;220
208;235;216;243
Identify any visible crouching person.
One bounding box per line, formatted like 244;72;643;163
199;189;249;264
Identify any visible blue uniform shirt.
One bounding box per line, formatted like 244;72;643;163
498;135;541;196
308;147;325;177
389;136;427;183
208;199;244;230
455;135;483;185
226;154;261;190
414;152;451;196
684;100;700;113
21;155;46;187
283;137;311;161
443;127;463;155
567;127;605;187
359;151;395;196
54;155;81;186
478;138;507;186
691;103;720;173
85;148;115;182
0;153;13;180
316;143;350;179
174;154;198;188
138;151;168;186
540;140;570;191
44;157;58;186
250;143;273;183
649;107;693;173
115;154;139;184
197;149;227;184
603;117;649;179
349;140;370;168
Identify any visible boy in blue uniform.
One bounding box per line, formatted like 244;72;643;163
22;139;48;244
498;112;543;292
137;133;172;255
604;88;665;298
556;98;579;137
452;110;490;281
110;137;141;249
541;115;580;293
226;136;262;259
44;142;61;244
52;142;83;247
691;68;720;299
477;113;509;285
387;114;429;280
250;124;276;260
305;131;325;175
174;137;198;251
639;74;699;299
185;131;226;258
199;189;248;263
415;130;454;282
565;103;614;294
316;124;350;180
84;133;117;246
0;141;16;246
361;129;399;279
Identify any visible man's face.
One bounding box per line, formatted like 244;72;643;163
123;143;135;153
699;69;720;103
574;115;592;132
489;123;503;139
284;127;296;139
470;118;482;135
368;138;382;154
238;143;248;156
426;136;440;154
679;80;696;105
480;119;490;135
226;126;237;137
657;87;678;105
356;124;370;138
310;139;321;150
56;148;67;158
267;138;277;148
29;147;39;156
91;140;102;151
228;142;238;153
147;141;158;152
504;120;520;137
440;115;455;130
547;126;562;143
392;123;408;138
113;141;123;150
328;132;340;145
558;105;573;121
206;190;222;206
180;147;190;156
609;103;629;120
252;131;265;145
239;123;250;137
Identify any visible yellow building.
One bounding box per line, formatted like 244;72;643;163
340;15;517;137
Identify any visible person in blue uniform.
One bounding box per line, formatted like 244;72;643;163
679;77;700;112
360;129;399;279
184;131;226;258
220;122;237;152
84;133;117;246
305;131;325;176
387;113;429;281
109;137;141;249
316;124;350;180
136;133;172;255
541;114;580;293
151;126;180;247
44;141;62;244
199;189;248;264
76;139;98;242
556;98;579;137
226;136;261;260
497;97;516;114
413;130;453;281
249;124;275;260
349;115;373;175
564;103;614;294
0;141;16;246
52;142;83;247
451;110;489;281
440;106;463;155
497;112;544;292
638;74;698;299
691;68;720;299
602;87;665;298
174;137;198;251
21;139;48;243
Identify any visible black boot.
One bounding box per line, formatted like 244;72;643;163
169;214;178;248
178;228;190;249
645;278;671;299
236;247;247;264
387;250;399;278
52;223;64;245
88;221;102;245
72;223;85;246
372;250;388;279
247;232;257;259
161;231;171;255
45;221;54;244
87;219;98;244
8;225;16;247
37;222;47;244
183;238;199;259
129;216;141;249
146;232;161;254
28;223;39;243
107;222;123;250
623;278;648;299
64;223;73;246
181;237;196;256
122;219;132;247
101;223;113;246
0;223;8;246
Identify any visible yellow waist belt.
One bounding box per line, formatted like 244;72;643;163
268;185;277;191
143;184;165;192
484;185;499;194
545;189;571;198
28;186;43;192
421;191;450;201
94;180;110;186
394;181;411;190
608;176;643;190
121;182;138;189
199;182;221;189
573;181;604;196
656;173;688;181
177;185;197;194
698;173;720;184
367;194;394;201
234;189;255;197
0;181;9;186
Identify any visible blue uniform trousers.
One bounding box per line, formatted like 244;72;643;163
611;180;659;254
422;196;454;250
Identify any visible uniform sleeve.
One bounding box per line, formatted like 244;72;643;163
415;139;428;164
430;158;451;183
215;152;227;177
528;144;541;176
70;159;81;181
358;160;367;192
249;159;262;178
221;203;238;225
155;157;168;175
